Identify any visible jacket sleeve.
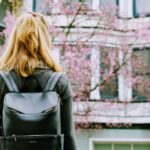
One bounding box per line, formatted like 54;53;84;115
0;76;9;135
0;76;8;112
55;73;77;150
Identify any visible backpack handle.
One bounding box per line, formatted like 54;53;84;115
0;71;19;92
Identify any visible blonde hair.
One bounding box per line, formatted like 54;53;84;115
0;12;62;77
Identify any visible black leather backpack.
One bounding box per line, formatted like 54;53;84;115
0;71;64;150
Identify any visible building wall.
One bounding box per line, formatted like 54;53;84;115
76;129;150;150
22;1;150;150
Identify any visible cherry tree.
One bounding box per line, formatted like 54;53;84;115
1;0;150;128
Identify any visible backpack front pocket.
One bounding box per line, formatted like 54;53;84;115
0;134;64;150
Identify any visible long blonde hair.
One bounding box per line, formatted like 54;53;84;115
0;12;62;77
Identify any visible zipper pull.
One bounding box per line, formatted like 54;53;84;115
12;134;17;142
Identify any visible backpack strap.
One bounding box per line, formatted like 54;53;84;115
44;72;62;91
0;71;19;92
0;71;62;92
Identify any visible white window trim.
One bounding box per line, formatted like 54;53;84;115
92;0;100;11
89;138;150;150
90;48;100;100
118;49;132;101
119;0;133;18
23;0;33;12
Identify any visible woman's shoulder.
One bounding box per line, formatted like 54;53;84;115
52;71;73;98
0;74;3;83
53;71;70;87
35;69;70;87
0;72;8;90
0;71;5;83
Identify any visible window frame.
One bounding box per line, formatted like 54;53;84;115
133;0;150;18
89;138;150;150
90;47;119;101
32;0;36;12
71;0;93;10
32;0;93;12
132;47;150;102
99;0;119;7
99;0;119;18
100;49;118;99
100;78;118;100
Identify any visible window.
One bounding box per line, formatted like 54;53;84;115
94;143;150;150
33;0;60;14
33;0;92;12
100;0;119;6
67;0;91;4
32;0;42;12
100;47;118;99
100;78;118;99
132;48;150;102
133;0;150;17
67;0;92;11
69;0;91;5
94;144;112;150
90;138;150;150
33;0;54;13
99;0;119;16
90;47;118;100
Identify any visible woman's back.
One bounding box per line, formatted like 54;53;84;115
0;69;77;150
0;12;77;150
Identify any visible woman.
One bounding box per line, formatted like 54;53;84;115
0;12;77;150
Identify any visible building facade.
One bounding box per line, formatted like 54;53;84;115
1;0;150;150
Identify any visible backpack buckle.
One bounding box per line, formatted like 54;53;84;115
12;134;17;142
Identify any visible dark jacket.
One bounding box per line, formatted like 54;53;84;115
0;69;77;150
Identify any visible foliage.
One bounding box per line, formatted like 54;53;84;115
0;10;15;55
1;0;150;128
